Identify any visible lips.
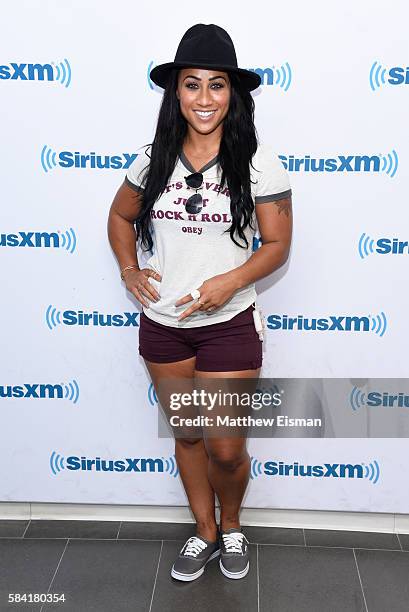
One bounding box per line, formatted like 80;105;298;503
194;110;217;119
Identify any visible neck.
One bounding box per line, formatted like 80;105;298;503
184;124;222;155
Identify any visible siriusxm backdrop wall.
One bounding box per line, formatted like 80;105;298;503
1;0;408;511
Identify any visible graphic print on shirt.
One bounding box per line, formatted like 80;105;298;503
151;179;232;237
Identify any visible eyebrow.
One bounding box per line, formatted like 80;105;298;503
183;75;227;82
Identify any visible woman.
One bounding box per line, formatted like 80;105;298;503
107;23;292;581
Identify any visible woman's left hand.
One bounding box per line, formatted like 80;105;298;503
175;273;238;321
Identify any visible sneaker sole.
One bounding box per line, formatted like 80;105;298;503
219;558;249;579
171;549;220;582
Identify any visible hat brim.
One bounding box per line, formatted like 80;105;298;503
150;62;261;92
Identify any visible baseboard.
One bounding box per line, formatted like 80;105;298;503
1;501;408;533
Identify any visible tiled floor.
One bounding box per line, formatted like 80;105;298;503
0;520;408;611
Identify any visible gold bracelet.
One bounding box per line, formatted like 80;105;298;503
120;265;138;281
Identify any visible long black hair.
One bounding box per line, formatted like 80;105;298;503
135;68;259;252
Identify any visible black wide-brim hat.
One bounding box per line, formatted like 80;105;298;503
150;23;261;92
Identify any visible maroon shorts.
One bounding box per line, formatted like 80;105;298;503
138;304;262;372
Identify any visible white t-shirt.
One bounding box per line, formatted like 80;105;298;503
125;142;292;328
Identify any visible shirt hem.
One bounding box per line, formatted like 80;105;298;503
125;175;144;193
141;295;257;328
255;189;292;203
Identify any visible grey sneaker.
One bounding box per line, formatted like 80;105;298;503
219;528;249;579
171;535;220;581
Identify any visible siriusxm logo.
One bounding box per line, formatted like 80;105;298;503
45;305;139;330
248;62;293;91
41;146;137;172
267;312;387;336
50;451;179;477
147;61;292;91
0;380;79;403
370;62;409;90
358;233;409;258
0;229;76;253
252;235;262;252
279;151;398;177
250;457;380;484
147;61;161;90
148;382;158;406
247;63;292;90
0;60;71;87
350;387;409;411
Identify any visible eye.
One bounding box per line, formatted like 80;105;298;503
211;82;224;89
185;82;198;89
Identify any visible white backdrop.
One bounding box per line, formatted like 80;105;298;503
1;0;408;511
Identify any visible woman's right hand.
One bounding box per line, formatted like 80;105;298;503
123;267;162;307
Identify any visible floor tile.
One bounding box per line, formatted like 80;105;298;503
25;520;120;540
355;548;409;612
150;540;257;612
259;544;366;612
304;528;401;550
0;519;29;538
244;525;304;546
0;538;67;611
119;521;195;541
42;539;161;612
1;519;405;612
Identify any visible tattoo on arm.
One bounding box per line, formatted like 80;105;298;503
274;196;292;217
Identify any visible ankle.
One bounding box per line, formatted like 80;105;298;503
220;517;240;532
196;520;218;542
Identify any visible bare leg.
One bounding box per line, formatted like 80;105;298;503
144;356;218;541
205;436;250;532
195;368;261;532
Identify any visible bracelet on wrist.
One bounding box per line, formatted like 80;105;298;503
120;265;138;281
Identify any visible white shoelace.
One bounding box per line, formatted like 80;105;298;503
222;532;248;554
182;536;207;558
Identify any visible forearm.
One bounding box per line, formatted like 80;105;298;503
226;241;289;290
107;210;140;271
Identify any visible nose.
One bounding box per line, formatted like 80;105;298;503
196;85;213;107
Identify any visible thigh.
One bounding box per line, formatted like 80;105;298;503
144;356;200;440
195;367;261;451
144;356;197;401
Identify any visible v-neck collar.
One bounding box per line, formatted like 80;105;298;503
178;149;219;174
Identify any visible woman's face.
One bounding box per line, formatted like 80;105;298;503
176;68;231;136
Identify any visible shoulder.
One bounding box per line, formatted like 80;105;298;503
128;143;152;173
252;142;284;171
125;143;152;191
251;142;292;203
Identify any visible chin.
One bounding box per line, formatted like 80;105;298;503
189;118;222;134
194;125;217;134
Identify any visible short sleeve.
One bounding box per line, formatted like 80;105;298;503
124;144;151;193
251;143;292;204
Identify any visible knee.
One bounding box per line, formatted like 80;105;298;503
176;437;203;449
208;448;248;472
